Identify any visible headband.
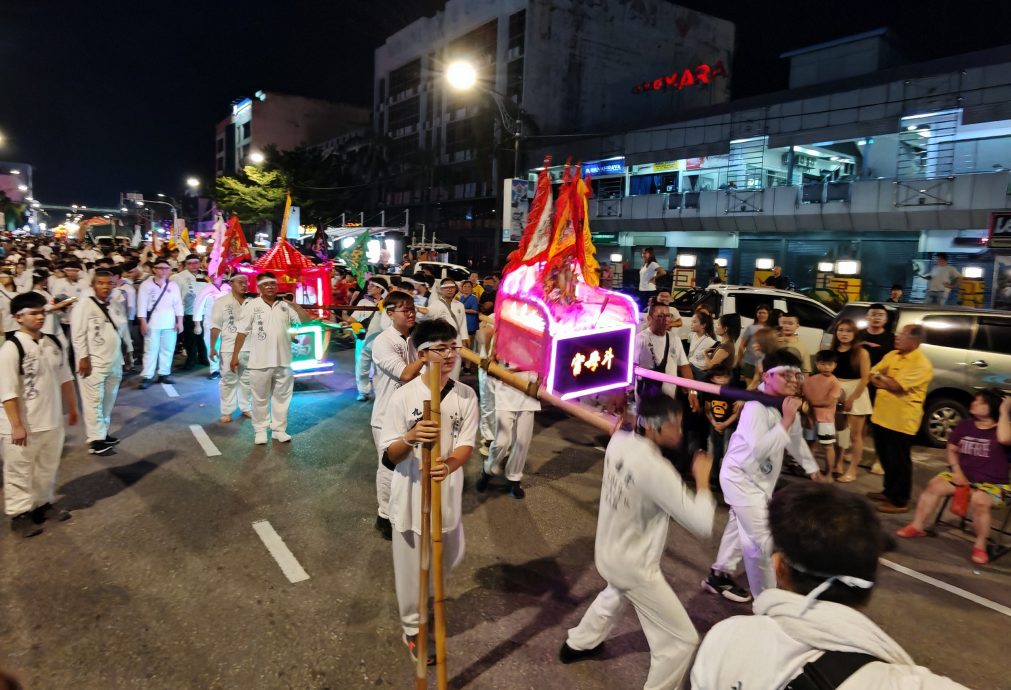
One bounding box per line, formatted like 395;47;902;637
765;365;802;377
785;556;875;614
256;275;277;285
228;274;248;282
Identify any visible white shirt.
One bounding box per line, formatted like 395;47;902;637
370;325;418;427
719;394;820;506
114;281;137;321
379;375;479;535
170;270;199;315
32;289;63;337
0;286;18;332
423;297;467;345
71;295;131;370
595;431;714;589
350;295;378;325
639;261;661;291
490;367;541;412
634;329;690;398
194;282;230;323
210;294;249;354
0;331;73;434
49;276;90;325
14;271;33;293
137;278;183;330
235;296;301;369
925;264;961;292
687;332;717;370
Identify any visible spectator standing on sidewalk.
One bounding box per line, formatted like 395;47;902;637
763;265;791;290
867;324;933;514
920;253;961;305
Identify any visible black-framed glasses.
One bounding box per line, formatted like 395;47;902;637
391;307;417;314
424;345;461;355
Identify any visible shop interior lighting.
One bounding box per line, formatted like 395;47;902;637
676;254;697;268
963;266;984;279
755;258;775;270
817;261;835;272
714;257;728;267
835;260;860;275
609;253;623;262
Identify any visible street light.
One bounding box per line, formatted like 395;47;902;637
249;151;265;164
445;60;478;90
186;176;200;189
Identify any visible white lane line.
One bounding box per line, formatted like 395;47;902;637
880;557;1011;618
161;383;179;397
252;520;310;584
189;424;221;457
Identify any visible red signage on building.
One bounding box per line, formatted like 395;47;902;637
632;61;728;95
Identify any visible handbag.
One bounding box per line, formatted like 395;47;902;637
950;484;971;517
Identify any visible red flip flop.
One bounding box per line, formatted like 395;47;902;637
896;525;927;538
971;547;989;565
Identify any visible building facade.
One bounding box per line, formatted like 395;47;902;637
525;34;1011;304
373;0;734;260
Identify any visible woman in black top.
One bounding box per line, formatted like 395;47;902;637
831;318;871;482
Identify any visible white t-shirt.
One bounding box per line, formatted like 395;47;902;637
422;297;468;345
639;261;662;291
70;296;131;370
0;286;18;332
211;294;250;354
137;278;183;330
194;282;230;323
49;276;90;325
0;331;74;434
379;375;479;535
634;329;690;398
688;332;717;370
171;270;200;315
234;296;301;369
490;367;541;412
925;264;960;292
370;326;418;427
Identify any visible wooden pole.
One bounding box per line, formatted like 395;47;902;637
415;400;432;689
428;362;448;690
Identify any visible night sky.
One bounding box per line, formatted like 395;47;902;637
3;0;1011;209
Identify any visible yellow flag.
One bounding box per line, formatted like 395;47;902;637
180;227;191;250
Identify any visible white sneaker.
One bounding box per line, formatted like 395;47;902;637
254;431;267;445
273;431;292;443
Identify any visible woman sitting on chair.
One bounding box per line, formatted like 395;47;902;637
896;389;1011;565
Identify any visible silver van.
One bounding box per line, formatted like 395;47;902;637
821;303;1011;447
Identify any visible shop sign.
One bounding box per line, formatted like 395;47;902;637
591;232;619;244
988;211;1011;249
582;158;626;177
632;61;728;95
632;161;680;175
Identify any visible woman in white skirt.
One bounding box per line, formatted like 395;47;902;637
830;318;872;482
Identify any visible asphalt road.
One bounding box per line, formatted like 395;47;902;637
1;347;1008;689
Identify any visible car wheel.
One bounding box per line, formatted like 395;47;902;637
922;398;968;448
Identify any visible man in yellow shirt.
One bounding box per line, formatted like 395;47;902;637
867;324;933;513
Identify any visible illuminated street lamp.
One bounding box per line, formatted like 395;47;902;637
186;176;200;189
249;151;265;164
445;60;478;90
445;59;524;178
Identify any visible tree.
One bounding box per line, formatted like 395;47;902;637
214;166;288;225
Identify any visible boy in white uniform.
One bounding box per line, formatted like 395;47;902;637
193;272;230;380
137;259;183;389
691;483;967;690
476;364;540;499
71;271;133;455
703;349;824;604
419;278;468;379
345;279;384;401
559;394;715;689
0;268;19;333
1;292;79;538
231;273;310;445
369;291;424;540
379;318;479;662
210;274;251;423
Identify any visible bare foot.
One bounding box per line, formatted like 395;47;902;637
837;472;858;483
219;415;232;424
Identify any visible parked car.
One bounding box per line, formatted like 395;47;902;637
406;261;471;282
669;284;837;361
799;286;850;312
821;302;1011;447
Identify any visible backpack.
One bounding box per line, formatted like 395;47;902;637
4;332;64;375
785;650;881;690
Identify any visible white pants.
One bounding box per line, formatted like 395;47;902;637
484;409;535;481
248;366;293;433
2;428;66;517
478;368;495;444
80;365;122;443
355;336;373;396
142;328;177;378
712;502;775;597
566;576;699;690
372;425;393;518
219;350;251;416
392;524;465;635
203;317;219;373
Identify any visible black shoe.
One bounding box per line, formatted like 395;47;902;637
198;359;211;367
403;633;435;665
32;503;71;524
104;435;120;445
559;641;604;664
138;378;153;390
89;440;115;455
157;375;175;384
702;570;753;603
11;513;43;538
475;470;491;493
509;481;526;500
207;371;221;380
374;515;393;541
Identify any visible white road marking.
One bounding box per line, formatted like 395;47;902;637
880;557;1011;618
252;520;310;584
189;425;221;457
161;383;179;398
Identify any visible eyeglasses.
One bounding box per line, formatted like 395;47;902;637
391;307;417;314
771;371;803;382
424;345;461;355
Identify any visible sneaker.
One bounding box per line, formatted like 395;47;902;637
403;633;435;665
32;503;71;523
475;470;491;493
273;431;292;443
356;393;372;402
89;440;115;455
104;435;120;445
877;502;909;514
254;431;267;445
702;570;753;603
558;641;604;664
509;481;526;500
375;516;393;541
157;375;175;384
11;513;43;538
138;378;153;390
207;371;221;380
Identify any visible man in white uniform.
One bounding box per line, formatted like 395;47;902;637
50;260;90;363
1;292;79;538
211;274;251;423
476;364;540;499
193;272;230;380
420;278;468;379
171;254;205;369
0;268;20;334
369;291;424;540
137;259;184;389
71;271;133;455
231;273;310;445
703;349;824;604
345;279;384;401
560;394;715;689
379;318;479;662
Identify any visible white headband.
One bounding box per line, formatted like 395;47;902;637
766;365;802;377
256;276;277;285
786;557;875;614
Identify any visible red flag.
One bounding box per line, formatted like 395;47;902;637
505;158;554;272
220;214;251;272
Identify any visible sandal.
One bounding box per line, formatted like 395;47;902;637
836;473;858;483
896;525;927;538
971;547;989;565
870;462;885;476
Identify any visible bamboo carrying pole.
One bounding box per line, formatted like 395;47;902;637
428;362;448;690
415;400;433;688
